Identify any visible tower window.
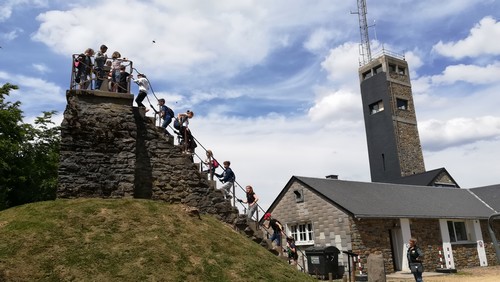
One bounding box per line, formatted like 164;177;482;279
389;64;397;73
369;100;384;114
398;67;406;75
293;189;304;203
396;98;408;110
373;65;383;74
362;70;372;80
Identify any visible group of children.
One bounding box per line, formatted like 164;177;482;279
264;212;299;265
201;151;298;265
75;44;299;265
74;44;139;94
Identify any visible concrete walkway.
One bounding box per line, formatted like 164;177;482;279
386;270;449;280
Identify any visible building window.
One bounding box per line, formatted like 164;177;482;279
398;67;406;75
293;189;304;203
369;100;384;114
290;223;314;245
396;98;408;110
373;65;383;74
362;70;372;80
434;182;457;188
389;64;397;73
447;221;468;242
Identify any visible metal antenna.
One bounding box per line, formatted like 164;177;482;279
351;0;372;65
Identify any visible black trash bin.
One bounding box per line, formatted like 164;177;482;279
305;246;341;279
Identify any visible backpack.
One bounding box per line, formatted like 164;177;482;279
212;159;219;168
166;107;174;119
173;118;180;130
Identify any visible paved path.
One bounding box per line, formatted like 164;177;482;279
386;270;448;280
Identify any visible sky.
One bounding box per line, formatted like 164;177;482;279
1;0;500;212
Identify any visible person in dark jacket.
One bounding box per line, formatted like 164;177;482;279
216;161;235;199
407;238;424;282
263;213;283;249
75;48;94;89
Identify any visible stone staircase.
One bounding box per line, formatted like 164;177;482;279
152;113;292;263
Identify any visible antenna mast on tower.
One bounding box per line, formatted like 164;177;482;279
354;0;372;65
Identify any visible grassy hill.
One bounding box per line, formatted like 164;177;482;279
0;199;315;282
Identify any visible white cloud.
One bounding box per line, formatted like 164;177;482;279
32;63;51;74
321;41;360;85
1;28;23;41
433;16;500;59
0;0;48;22
430;62;500;85
189;113;370;210
0;70;66;114
308;88;361;123
32;2;272;80
420;116;500;151
304;28;335;52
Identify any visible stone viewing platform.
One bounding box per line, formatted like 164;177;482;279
58;89;238;223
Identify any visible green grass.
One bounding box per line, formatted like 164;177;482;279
0;199;316;281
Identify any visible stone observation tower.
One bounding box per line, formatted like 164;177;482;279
57;88;238;223
355;0;425;183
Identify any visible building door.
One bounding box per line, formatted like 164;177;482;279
390;228;403;271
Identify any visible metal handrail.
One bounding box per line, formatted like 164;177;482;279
70;54;133;92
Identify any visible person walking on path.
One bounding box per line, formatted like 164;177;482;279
238;185;259;219
216;161;235;200
407;238;424;282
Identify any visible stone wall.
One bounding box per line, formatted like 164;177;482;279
480;219;500;266
389;81;426;177
270;181;352;269
350;218;398;273
58;90;238;223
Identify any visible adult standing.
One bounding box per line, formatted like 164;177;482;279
177;110;195;153
94;44;108;90
407;238;424;282
132;73;149;107
216;161;235;200
239;185;259;219
75;48;94;89
263;213;283;251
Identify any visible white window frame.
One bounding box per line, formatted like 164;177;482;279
289;223;314;245
447;220;470;243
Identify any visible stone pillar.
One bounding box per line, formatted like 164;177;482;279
367;253;386;282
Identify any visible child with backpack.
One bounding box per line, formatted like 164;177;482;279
158;98;174;136
202;150;219;178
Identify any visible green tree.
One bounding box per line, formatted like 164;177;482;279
0;83;60;210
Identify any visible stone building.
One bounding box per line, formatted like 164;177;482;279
262;53;500;274
265;176;500;274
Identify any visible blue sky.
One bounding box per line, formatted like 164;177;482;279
1;0;500;211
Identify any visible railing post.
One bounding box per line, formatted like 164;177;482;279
232;182;235;207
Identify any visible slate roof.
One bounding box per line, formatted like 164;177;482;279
385;167;460;188
284;176;495;219
469;185;500;214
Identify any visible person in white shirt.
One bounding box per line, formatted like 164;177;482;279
132;73;150;108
